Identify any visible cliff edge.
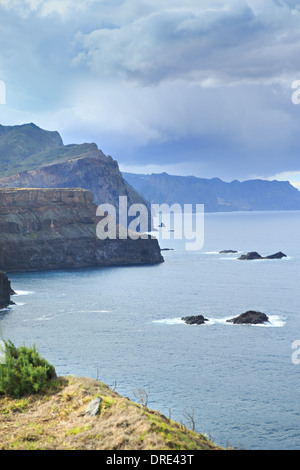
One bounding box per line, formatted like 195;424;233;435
0;188;163;272
0;375;222;450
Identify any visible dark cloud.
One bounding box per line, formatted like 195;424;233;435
0;0;300;183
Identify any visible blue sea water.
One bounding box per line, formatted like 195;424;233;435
1;210;300;450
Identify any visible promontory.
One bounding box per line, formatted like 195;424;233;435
0;188;163;272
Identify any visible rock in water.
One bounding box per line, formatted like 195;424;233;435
0;271;14;309
238;251;287;260
226;311;269;325
238;252;262;260
182;315;209;325
265;251;287;259
219;250;238;254
85;397;102;417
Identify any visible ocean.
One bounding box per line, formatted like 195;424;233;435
1;210;300;450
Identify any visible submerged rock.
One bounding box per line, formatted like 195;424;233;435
226;311;269;325
219;250;238;254
182;315;209;325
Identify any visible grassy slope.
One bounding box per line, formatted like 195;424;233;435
0;376;223;451
0;123;103;178
0;123;64;176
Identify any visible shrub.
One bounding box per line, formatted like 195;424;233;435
0;340;56;398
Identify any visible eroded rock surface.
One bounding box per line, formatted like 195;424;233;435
0;188;164;272
226;311;269;325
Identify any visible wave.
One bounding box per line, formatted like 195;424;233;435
15;290;35;296
77;310;110;314
153;318;185;325
23;314;55;322
260;315;286;327
0;306;11;313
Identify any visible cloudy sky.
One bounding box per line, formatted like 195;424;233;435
1;0;300;187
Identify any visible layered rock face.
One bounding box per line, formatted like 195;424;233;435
0;123;151;228
0;143;150;222
0;188;163;272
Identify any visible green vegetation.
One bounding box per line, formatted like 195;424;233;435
0;123;101;177
0;340;56;398
0;339;224;450
0;375;224;450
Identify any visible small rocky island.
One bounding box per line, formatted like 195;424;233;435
182;315;209;325
238;251;287;260
0;188;164;272
226;311;269;325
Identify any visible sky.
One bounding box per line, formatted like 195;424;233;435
1;0;300;188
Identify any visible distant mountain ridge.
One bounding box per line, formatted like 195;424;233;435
122;172;300;212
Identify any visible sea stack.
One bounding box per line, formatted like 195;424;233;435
0;271;14;309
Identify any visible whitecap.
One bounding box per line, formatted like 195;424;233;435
263;315;286;327
23;314;54;322
77;310;110;313
0;306;11;312
15;290;34;296
153;318;185;325
205;317;231;325
36;315;53;321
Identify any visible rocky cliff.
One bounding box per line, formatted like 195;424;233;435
0;270;14;309
0;148;148;211
0;188;163;272
0;124;150;225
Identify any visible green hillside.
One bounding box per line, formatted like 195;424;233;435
0;123;104;177
0;123;66;176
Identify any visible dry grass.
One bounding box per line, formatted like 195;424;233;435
0;376;223;450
